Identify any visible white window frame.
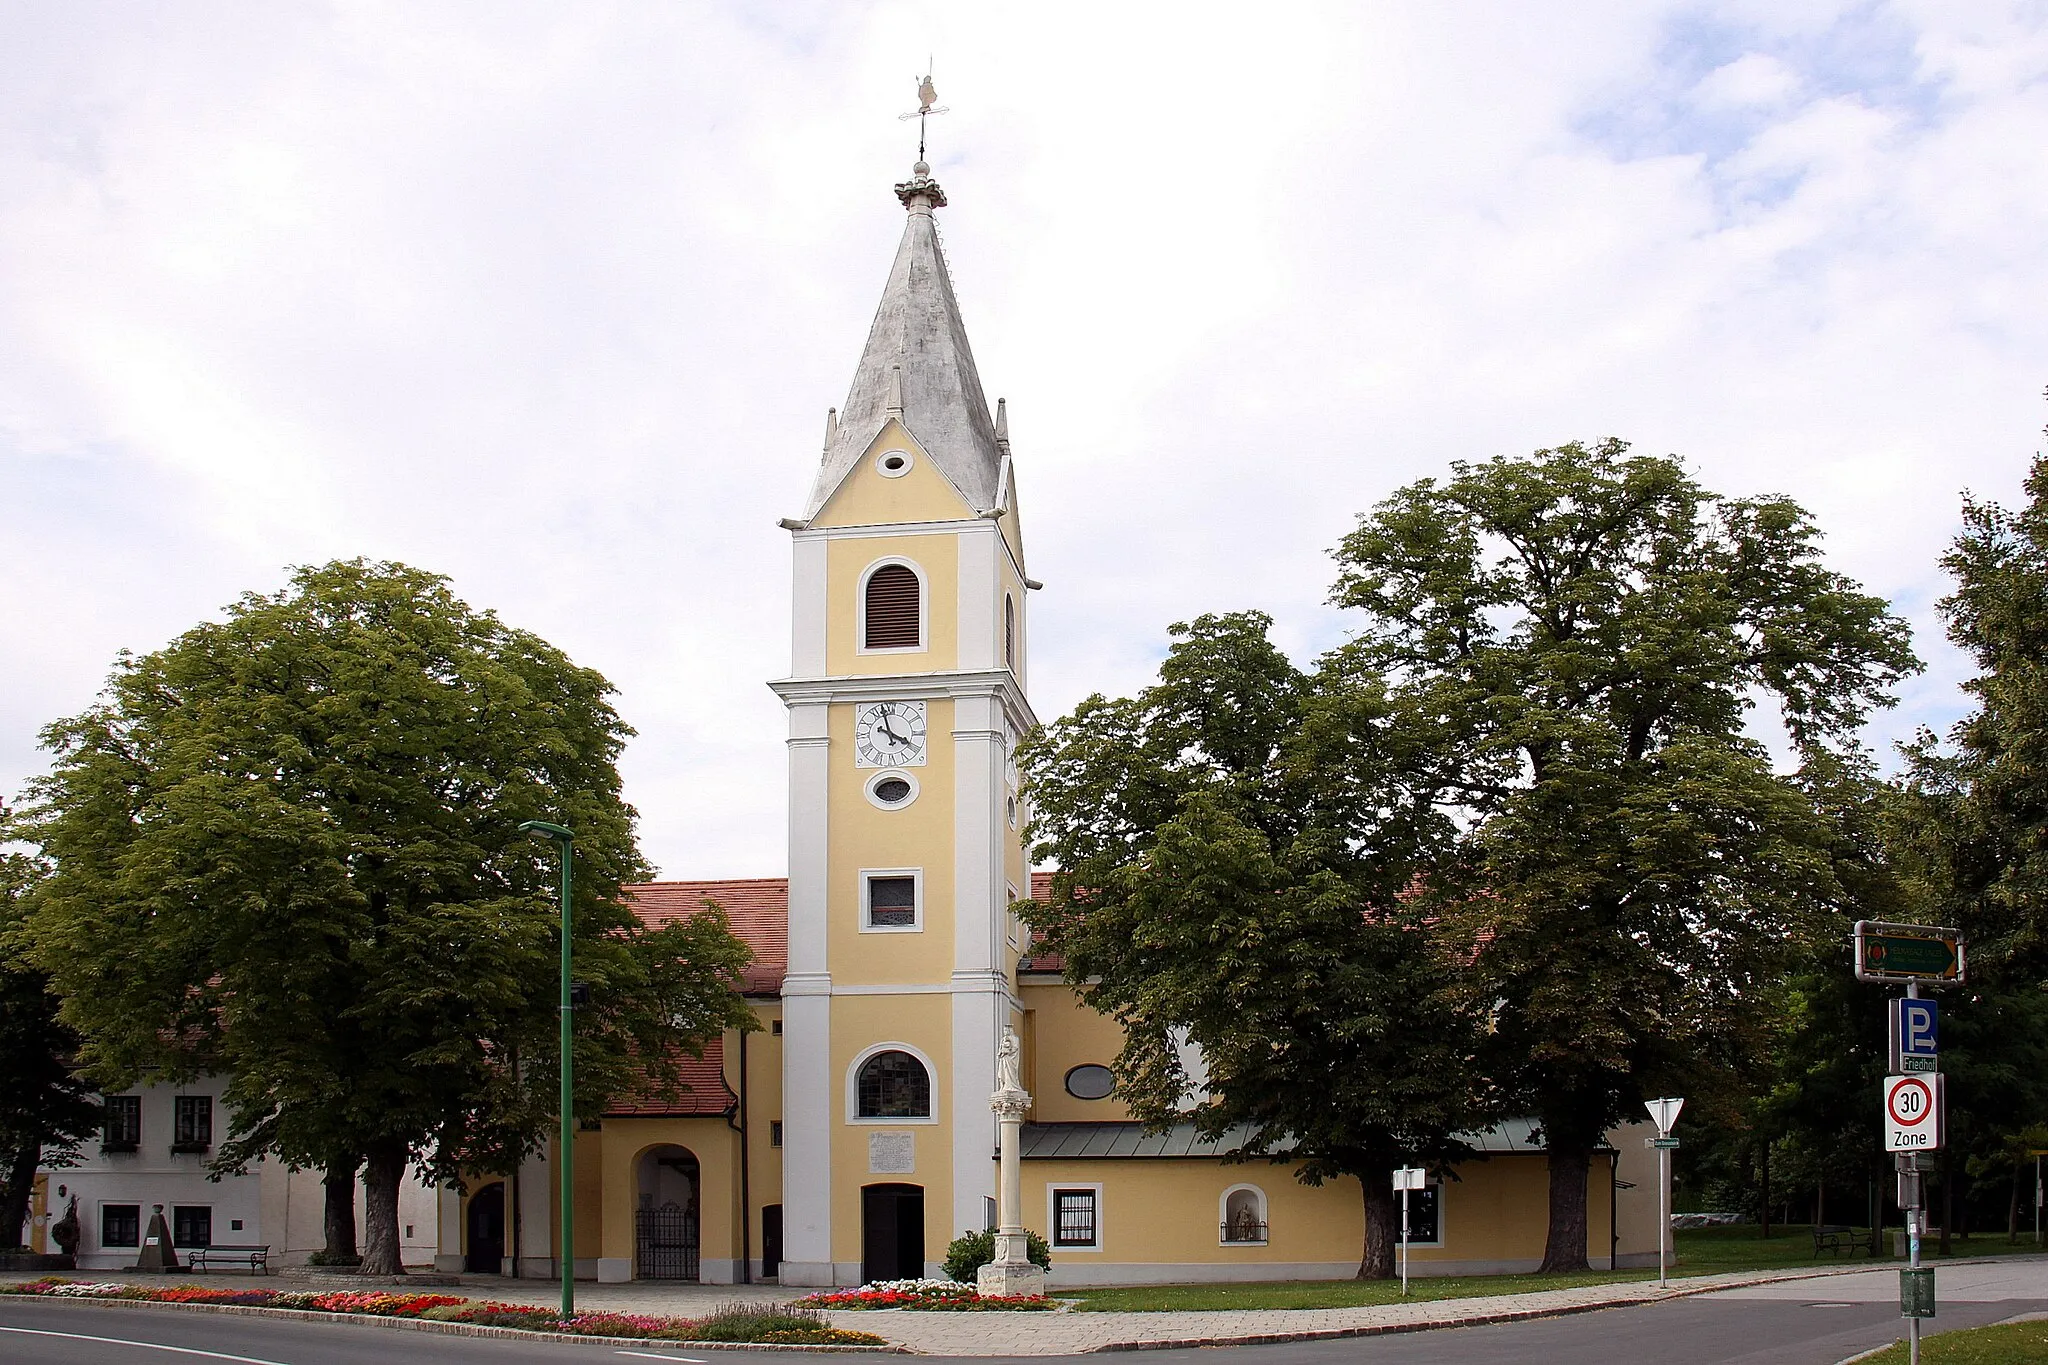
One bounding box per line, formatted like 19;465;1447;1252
1006;884;1020;947
1219;1183;1269;1246
865;769;921;810
845;1041;941;1126
875;448;914;479
859;867;923;934
855;556;929;655
1046;1181;1105;1252
1402;1177;1445;1248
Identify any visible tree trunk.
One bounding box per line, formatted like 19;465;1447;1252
1940;1166;1953;1256
1816;1175;1824;1227
0;1141;38;1251
322;1157;360;1262
1760;1143;1771;1238
2010;1166;2021;1244
358;1141;408;1276
1355;1170;1397;1279
1539;1142;1592;1273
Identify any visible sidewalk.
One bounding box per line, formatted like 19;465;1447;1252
7;1259;2042;1355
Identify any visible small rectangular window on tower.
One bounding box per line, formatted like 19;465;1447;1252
770;1120;784;1148
864;873;919;929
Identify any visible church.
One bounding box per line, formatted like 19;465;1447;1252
26;153;1666;1288
425;156;1669;1288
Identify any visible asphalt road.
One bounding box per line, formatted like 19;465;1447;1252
3;1274;2044;1365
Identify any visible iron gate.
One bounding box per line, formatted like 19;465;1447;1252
635;1200;699;1281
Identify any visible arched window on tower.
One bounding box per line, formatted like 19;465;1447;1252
864;563;922;650
1004;594;1016;670
856;1050;933;1118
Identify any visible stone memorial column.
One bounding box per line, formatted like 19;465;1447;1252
978;1032;1047;1298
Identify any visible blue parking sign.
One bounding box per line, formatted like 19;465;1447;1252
1891;998;1939;1072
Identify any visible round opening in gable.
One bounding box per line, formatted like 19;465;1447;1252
877;450;913;478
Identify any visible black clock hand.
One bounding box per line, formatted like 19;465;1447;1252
879;718;907;746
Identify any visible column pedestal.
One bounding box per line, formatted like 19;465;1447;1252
978;1084;1047;1298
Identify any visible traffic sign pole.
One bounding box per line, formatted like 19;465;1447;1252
1644;1098;1683;1289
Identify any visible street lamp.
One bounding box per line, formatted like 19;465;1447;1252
519;819;576;1318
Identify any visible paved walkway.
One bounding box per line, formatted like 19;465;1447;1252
9;1258;2048;1355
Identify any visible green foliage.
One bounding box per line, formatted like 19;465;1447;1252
683;1302;846;1342
0;819;102;1248
14;560;756;1271
943;1226;1051;1280
1019;611;1493;1279
1329;440;1917;1268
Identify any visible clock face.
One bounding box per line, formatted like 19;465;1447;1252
854;700;928;768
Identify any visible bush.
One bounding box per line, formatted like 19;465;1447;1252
305;1251;362;1267
678;1301;883;1344
943;1227;1051;1281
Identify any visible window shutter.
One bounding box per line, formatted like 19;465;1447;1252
865;565;921;649
1004;595;1016;669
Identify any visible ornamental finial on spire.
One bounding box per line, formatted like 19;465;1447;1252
895;65;950;210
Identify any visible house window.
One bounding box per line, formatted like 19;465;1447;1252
770;1019;783;1036
1221;1185;1268;1244
862;563;922;650
173;1095;213;1152
1052;1187;1101;1249
770;1120;784;1148
864;872;919;930
1004;594;1016;669
172;1205;213;1248
1403;1181;1443;1246
855;1050;932;1119
101;1203;141;1248
102;1095;141;1151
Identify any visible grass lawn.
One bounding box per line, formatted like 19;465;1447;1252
1858;1320;2048;1364
1062;1226;2046;1313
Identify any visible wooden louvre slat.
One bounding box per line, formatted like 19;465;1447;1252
865;564;921;648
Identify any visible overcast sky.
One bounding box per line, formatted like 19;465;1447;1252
4;2;2045;879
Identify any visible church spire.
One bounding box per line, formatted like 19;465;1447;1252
802;159;1003;519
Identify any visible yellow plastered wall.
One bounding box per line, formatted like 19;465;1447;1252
811;424;976;532
1024;1153;1619;1271
1019;982;1134;1123
823;533;961;677
830;992;954;1267
732;1008;784;1262
827;698;956;984
543;1128;606;1270
597;1118;739;1271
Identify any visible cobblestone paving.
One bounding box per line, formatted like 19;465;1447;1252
0;1261;1970;1356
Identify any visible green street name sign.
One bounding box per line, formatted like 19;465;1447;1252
1855;921;1965;985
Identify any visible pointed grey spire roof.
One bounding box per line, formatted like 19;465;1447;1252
804;162;1002;518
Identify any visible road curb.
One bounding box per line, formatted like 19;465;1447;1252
0;1295;909;1353
1083;1263;1965;1354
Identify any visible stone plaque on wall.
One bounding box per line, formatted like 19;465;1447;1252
868;1130;915;1174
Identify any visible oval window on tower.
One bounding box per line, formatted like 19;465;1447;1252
1064;1065;1115;1101
863;563;922;650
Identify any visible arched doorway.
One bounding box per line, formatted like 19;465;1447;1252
861;1183;924;1283
635;1145;700;1281
464;1182;505;1274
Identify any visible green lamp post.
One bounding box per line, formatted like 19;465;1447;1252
518;819;576;1317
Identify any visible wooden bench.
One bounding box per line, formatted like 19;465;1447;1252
188;1244;271;1274
1812;1225;1876;1257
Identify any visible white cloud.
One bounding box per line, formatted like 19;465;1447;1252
3;1;2046;876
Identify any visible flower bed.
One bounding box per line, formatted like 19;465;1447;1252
794;1278;1054;1311
0;1280;887;1344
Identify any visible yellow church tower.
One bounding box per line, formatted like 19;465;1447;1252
769;158;1037;1286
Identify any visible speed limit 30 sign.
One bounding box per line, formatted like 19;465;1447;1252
1884;1073;1945;1151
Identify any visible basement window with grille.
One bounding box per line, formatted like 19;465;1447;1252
862;562;923;651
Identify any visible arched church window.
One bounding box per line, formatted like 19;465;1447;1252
856;1050;932;1118
864;563;922;650
1004;594;1016;669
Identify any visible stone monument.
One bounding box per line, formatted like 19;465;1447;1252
978;1030;1048;1298
135;1204;180;1272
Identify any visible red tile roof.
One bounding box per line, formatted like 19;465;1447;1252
626;878;789;996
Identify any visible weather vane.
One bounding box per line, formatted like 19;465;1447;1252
898;64;949;162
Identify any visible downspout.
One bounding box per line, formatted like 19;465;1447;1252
727;1028;752;1284
1610;1151;1618;1270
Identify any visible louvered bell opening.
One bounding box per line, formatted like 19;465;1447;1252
865;564;921;649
